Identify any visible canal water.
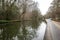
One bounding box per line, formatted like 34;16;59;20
0;20;46;40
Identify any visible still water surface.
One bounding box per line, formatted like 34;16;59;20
0;21;46;40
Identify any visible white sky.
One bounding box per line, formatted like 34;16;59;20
33;0;53;15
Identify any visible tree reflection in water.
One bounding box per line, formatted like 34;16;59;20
0;20;42;40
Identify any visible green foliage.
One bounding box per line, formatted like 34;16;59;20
0;0;20;20
31;9;42;21
5;4;20;20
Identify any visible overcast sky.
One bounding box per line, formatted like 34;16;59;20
33;0;53;15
